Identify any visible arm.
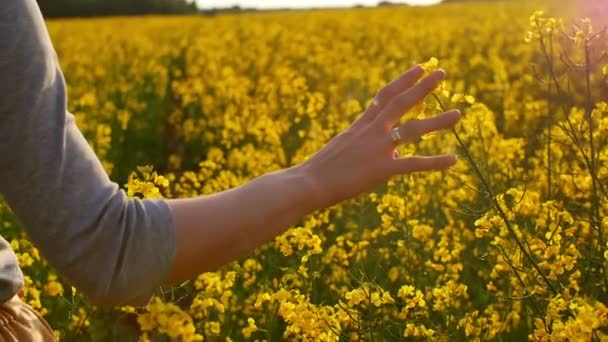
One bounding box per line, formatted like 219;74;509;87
1;0;460;305
0;0;175;307
163;166;316;283
162;66;461;284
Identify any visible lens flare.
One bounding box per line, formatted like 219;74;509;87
575;0;608;21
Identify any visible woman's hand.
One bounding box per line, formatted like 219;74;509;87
163;65;461;285
299;65;461;208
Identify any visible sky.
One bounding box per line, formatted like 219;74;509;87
196;0;442;9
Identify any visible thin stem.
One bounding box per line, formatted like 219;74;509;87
495;244;545;320
583;39;607;293
433;94;559;297
540;26;608;294
546;32;554;200
538;33;608;201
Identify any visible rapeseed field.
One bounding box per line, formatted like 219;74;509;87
1;0;607;340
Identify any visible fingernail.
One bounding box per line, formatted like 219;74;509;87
448;155;458;164
448;109;462;118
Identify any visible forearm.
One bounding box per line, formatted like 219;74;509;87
164;164;320;284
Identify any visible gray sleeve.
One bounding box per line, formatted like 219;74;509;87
0;0;176;307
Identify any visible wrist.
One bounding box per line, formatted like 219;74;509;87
288;162;329;213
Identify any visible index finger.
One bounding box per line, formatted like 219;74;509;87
377;70;446;129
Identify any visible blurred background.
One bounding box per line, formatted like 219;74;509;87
36;0;466;17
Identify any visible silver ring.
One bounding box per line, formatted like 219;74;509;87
390;127;402;145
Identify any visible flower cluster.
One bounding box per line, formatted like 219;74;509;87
0;1;605;340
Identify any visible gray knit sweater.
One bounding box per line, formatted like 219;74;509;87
0;0;176;307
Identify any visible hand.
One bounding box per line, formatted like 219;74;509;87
299;65;461;208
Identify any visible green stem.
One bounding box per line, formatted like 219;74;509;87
433;94;559;297
538;33;608;201
583;39;607;293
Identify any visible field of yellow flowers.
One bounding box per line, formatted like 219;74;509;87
0;0;607;340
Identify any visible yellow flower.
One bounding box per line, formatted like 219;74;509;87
43;274;63;297
422;57;439;72
204;321;221;336
345;288;367;307
242;318;258;338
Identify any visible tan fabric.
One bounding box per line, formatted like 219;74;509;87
0;294;56;341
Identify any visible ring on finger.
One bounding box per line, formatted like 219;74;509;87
390;127;402;145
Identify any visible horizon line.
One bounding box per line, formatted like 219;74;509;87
197;1;443;10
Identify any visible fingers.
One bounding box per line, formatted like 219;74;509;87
378;69;446;128
395;109;461;144
358;65;425;124
388;109;460;174
373;65;425;110
392;155;457;174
